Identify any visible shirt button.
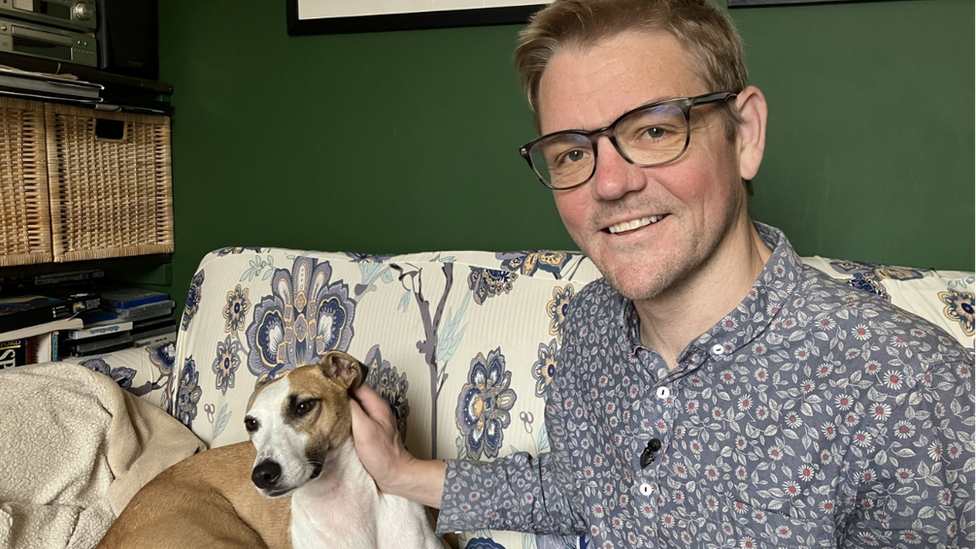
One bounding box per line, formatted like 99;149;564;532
639;483;653;496
711;344;725;355
656;386;670;400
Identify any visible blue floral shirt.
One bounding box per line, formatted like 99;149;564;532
437;223;975;549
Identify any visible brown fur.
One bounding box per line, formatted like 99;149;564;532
98;351;361;549
97;441;291;549
97;351;451;549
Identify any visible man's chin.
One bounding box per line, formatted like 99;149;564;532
601;265;672;303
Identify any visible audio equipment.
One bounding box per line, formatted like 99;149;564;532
95;0;157;80
0;0;95;31
0;16;96;66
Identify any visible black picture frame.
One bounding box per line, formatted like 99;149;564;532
286;0;548;36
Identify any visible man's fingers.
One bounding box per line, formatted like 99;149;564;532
352;383;394;421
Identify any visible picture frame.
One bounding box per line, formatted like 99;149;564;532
286;0;551;36
728;0;882;6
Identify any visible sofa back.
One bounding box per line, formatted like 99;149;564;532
167;247;973;549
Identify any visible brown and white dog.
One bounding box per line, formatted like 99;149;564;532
98;351;444;549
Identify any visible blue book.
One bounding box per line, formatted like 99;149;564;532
100;287;170;309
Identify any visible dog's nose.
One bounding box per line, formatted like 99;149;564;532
252;460;282;490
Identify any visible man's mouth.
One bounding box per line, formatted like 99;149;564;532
606;214;668;234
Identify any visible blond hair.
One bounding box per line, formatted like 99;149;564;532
515;0;748;139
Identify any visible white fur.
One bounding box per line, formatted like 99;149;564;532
248;373;443;549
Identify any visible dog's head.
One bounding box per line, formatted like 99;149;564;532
244;350;368;498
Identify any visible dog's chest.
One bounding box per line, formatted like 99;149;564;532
290;480;378;549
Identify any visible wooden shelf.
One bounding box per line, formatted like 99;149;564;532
0;254;172;282
0;53;172;95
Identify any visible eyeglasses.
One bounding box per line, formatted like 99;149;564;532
519;91;738;190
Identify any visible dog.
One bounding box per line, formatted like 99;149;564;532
99;350;445;549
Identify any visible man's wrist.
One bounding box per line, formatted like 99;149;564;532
386;457;447;509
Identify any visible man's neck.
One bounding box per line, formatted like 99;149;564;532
635;217;773;371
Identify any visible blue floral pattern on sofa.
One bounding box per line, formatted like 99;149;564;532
68;248;974;549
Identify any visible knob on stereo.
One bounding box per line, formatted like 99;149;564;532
73;2;94;20
640;438;662;469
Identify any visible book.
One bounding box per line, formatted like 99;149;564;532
131;315;175;331
64;333;133;357
0;317;84;341
28;331;60;364
116;300;175;320
100;287;170;309
117;307;175;324
0;66;103;99
66;340;132;357
0;289;101;333
78;309;120;324
133;330;176;348
0;294;75;333
42;288;101;313
0;339;28;370
67;320;134;340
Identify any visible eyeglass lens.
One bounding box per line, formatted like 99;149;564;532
529;102;687;189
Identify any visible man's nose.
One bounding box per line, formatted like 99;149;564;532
590;137;646;200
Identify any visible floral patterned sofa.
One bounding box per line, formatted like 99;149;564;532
76;247;974;549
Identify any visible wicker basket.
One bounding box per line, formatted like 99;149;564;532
45;103;174;263
0;98;53;267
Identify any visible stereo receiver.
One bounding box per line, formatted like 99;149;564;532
0;0;95;32
0;16;96;66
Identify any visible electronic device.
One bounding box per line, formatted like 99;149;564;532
96;0;157;80
0;16;96;66
0;0;96;32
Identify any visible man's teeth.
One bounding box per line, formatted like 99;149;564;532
608;216;664;234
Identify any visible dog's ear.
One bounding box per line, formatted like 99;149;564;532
318;351;368;390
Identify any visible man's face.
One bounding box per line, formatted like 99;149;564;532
537;30;753;303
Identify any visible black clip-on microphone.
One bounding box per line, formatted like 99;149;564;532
640;438;662;469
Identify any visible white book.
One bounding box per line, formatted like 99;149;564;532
0;318;83;341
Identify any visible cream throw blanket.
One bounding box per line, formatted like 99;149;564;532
0;362;206;549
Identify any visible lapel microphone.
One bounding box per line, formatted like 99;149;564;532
640;438;662;468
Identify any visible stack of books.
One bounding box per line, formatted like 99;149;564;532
61;287;177;358
0;290;100;368
0;285;177;369
0;65;103;105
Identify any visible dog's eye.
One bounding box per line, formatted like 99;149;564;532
244;416;260;433
295;400;317;416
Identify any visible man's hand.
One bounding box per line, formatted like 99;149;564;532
349;383;446;508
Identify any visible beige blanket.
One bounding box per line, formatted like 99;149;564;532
0;362;206;549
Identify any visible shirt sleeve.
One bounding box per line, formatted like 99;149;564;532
843;352;975;548
436;340;587;536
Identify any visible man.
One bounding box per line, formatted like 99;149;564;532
350;0;975;547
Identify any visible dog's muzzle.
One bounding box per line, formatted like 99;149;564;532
252;460;282;491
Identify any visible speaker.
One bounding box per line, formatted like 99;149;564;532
96;0;158;80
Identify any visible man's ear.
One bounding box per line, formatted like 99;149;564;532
318;350;368;390
734;85;767;182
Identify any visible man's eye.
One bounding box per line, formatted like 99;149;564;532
555;148;589;167
642;126;667;140
244;416;259;433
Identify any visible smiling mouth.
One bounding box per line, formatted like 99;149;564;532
606;214;668;234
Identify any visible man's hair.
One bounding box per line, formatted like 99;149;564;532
514;0;749;140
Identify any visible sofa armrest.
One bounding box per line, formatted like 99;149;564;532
61;341;178;415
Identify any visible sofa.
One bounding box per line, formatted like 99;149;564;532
17;246;975;549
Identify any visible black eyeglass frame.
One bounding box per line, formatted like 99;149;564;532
518;91;739;190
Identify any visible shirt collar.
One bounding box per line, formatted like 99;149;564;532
620;222;803;363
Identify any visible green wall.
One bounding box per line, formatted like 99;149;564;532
159;0;974;312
